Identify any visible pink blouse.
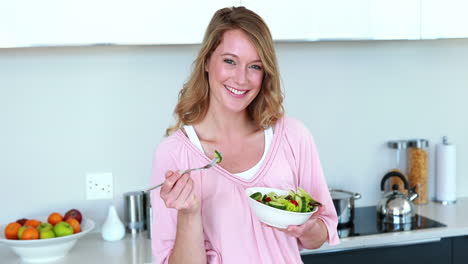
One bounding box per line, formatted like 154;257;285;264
150;116;339;264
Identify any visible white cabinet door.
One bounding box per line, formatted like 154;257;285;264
238;0;316;41
0;0;239;48
241;0;420;41
369;0;420;40
241;0;371;41
421;0;468;39
148;0;240;45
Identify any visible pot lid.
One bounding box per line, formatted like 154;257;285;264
407;139;429;148
330;189;354;199
387;140;408;149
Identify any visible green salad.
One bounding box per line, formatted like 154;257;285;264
249;188;321;213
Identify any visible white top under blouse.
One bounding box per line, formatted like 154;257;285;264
183;125;273;180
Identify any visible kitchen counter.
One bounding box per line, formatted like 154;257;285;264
2;198;468;263
0;232;153;264
302;197;468;255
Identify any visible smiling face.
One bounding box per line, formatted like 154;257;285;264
205;29;264;115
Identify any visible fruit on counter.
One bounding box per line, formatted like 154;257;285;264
21;227;39;240
63;209;82;224
66;218;81;234
24;219;41;228
47;212;63;226
53;222;74;237
17;226;32;240
39;228;56;239
37;222;53;232
16;218;28;226
4;222;22;240
4;208;84;240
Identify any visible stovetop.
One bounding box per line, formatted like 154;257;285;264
337;206;446;238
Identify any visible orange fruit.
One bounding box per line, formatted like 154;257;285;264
66;218;81;233
21;227;39;240
24;219;41;228
48;212;63;226
4;222;22;240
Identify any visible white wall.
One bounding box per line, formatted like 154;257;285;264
1;39;467;227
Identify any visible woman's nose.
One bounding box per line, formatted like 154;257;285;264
234;66;247;85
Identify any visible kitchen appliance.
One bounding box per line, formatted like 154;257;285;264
337;206;446;238
330;189;361;225
377;171;418;224
124;191;146;234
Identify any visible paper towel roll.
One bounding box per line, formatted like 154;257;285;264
435;142;457;203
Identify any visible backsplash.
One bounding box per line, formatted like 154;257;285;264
1;39;467;228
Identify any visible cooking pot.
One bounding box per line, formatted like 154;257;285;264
377;171;418;224
337;223;355;238
330;189;361;225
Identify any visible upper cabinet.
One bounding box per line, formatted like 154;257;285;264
369;0;421;40
0;0;240;48
421;0;468;39
1;0;467;48
241;0;420;41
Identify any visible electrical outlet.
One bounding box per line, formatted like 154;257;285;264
86;173;113;200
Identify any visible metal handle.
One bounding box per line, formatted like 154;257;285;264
330;188;361;200
144;168;192;192
380;171;409;191
145;182;163;192
144;157;219;193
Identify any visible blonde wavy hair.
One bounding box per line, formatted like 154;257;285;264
165;6;284;136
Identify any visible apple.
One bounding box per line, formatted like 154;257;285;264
39;229;56;239
16;218;28;226
17;226;31;240
63;209;82;224
53;222;74;237
37;223;53;232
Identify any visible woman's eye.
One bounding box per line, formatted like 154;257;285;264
224;59;235;65
249;64;263;70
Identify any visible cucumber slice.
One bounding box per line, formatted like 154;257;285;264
250;192;263;201
298;187;321;209
266;192;277;199
214;150;223;163
267;201;287;210
295;195;307;212
298;187;311;200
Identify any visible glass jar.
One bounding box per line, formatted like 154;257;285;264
387;140;408;193
407;139;429;204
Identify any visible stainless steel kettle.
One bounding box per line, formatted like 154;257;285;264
377;171;418;224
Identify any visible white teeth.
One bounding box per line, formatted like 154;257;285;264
226;86;247;95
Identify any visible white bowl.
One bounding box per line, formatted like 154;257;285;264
0;217;95;263
246;187;319;229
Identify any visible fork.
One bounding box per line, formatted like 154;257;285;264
145;151;222;192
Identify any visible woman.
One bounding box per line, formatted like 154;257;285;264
151;6;339;264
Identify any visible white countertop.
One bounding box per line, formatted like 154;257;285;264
2;198;468;263
0;232;153;264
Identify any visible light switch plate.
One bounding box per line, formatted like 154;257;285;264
86;172;113;200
